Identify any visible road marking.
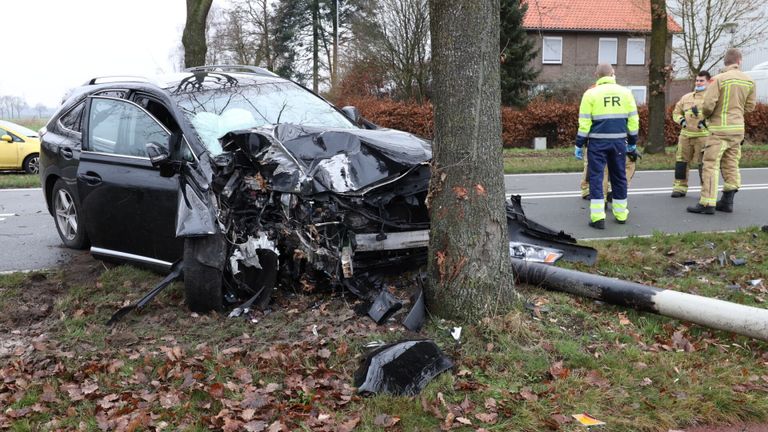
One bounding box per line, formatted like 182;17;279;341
581;229;739;242
503;167;768;178
0;188;43;193
509;183;768;200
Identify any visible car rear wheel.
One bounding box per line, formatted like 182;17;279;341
52;179;89;249
183;236;224;313
23;153;40;174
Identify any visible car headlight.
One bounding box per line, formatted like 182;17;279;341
509;242;563;264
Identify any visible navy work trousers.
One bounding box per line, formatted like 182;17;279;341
587;139;627;200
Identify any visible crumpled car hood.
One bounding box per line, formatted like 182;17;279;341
260;124;432;194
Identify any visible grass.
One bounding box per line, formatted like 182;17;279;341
503;143;768;174
1;230;768;431
0;174;40;189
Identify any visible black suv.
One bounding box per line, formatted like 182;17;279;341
40;66;433;312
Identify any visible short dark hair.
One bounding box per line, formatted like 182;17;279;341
724;48;742;66
697;70;711;80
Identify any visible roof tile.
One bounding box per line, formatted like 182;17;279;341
522;0;682;33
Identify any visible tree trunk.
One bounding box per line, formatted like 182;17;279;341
312;0;320;93
332;0;339;89
262;0;273;70
647;0;669;154
182;0;214;68
427;0;515;323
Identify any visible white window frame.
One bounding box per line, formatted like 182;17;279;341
627;86;647;105
626;38;646;65
598;37;618;65
542;37;563;64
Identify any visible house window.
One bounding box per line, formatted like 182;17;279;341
626;38;646;65
542;37;563;64
598;38;618;64
627;86;647;105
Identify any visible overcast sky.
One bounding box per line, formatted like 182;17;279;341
2;0;188;107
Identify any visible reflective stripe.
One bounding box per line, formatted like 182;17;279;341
590;200;606;222
627;130;639;136
628;111;638;117
709;125;745;131
681;130;710;137
577;131;588;137
592;113;629;120
579;113;592;119
589;132;627;139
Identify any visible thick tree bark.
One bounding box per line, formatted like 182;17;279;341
182;0;214;68
332;0;339;89
427;0;515;322
647;0;669;154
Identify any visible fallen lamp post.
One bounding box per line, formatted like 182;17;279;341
511;260;768;342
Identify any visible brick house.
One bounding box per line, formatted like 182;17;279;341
523;0;682;104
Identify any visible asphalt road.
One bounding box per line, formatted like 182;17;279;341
1;167;767;272
0;188;77;273
505;167;768;240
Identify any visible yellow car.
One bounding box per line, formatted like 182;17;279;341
0;120;41;174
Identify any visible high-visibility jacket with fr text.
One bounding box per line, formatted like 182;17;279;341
575;76;640;148
702;64;757;135
672;90;711;138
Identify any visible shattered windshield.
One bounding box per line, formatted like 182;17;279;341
172;80;357;155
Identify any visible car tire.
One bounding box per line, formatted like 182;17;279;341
23;153;40;174
52;179;89;249
183;236;224;313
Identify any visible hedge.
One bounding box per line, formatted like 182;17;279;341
340;96;768;148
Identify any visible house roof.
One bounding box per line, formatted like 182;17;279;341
522;0;683;33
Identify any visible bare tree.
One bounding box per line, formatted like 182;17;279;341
34;103;47;119
669;0;768;76
427;0;515;321
647;0;671;154
374;0;431;101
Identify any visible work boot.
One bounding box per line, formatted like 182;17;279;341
716;190;736;213
589;219;605;229
582;194;589;200
671;191;686;198
687;204;715;215
606;191;613;202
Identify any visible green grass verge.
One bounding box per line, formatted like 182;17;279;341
0;174;41;189
504;143;768;174
2;229;767;431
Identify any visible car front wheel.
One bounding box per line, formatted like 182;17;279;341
52;179;89;249
183;236;224;313
23;153;40;174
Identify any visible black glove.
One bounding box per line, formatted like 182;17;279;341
679;118;687;128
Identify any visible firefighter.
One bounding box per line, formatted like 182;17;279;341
579;142;638;200
671;70;711;197
688;48;756;214
575;64;640;229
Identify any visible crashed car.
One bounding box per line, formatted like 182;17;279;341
41;65;593;314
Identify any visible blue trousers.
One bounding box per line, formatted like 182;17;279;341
587;139;627;200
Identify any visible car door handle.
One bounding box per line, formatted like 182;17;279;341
78;172;102;186
60;147;74;160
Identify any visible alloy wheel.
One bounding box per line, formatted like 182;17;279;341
54;189;78;241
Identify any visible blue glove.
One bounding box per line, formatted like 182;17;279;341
574;146;583;160
626;144;637;153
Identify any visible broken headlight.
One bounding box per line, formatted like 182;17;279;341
509;242;563;264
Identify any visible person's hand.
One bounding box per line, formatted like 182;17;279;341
626;144;637;154
574;146;583;160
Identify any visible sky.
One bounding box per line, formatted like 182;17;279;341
1;0;188;107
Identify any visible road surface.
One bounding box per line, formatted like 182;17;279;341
505;167;768;240
1;167;767;272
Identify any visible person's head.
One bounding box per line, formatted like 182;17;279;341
595;63;615;78
695;70;711;91
724;48;742;66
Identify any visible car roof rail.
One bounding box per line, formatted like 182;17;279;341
85;76;152;85
184;64;278;77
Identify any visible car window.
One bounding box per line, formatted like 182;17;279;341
60;102;85;133
87;98;170;158
0;128;23;142
172;81;356;155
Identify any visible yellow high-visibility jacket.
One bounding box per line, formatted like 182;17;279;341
702;64;757;135
672;90;710;138
576;76;640;148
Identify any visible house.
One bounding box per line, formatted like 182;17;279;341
522;0;683;104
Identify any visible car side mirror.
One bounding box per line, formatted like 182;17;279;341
1;135;12;143
146;142;170;167
341;106;361;124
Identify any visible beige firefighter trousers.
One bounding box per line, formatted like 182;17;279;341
580;149;636;198
699;134;743;206
672;135;707;193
